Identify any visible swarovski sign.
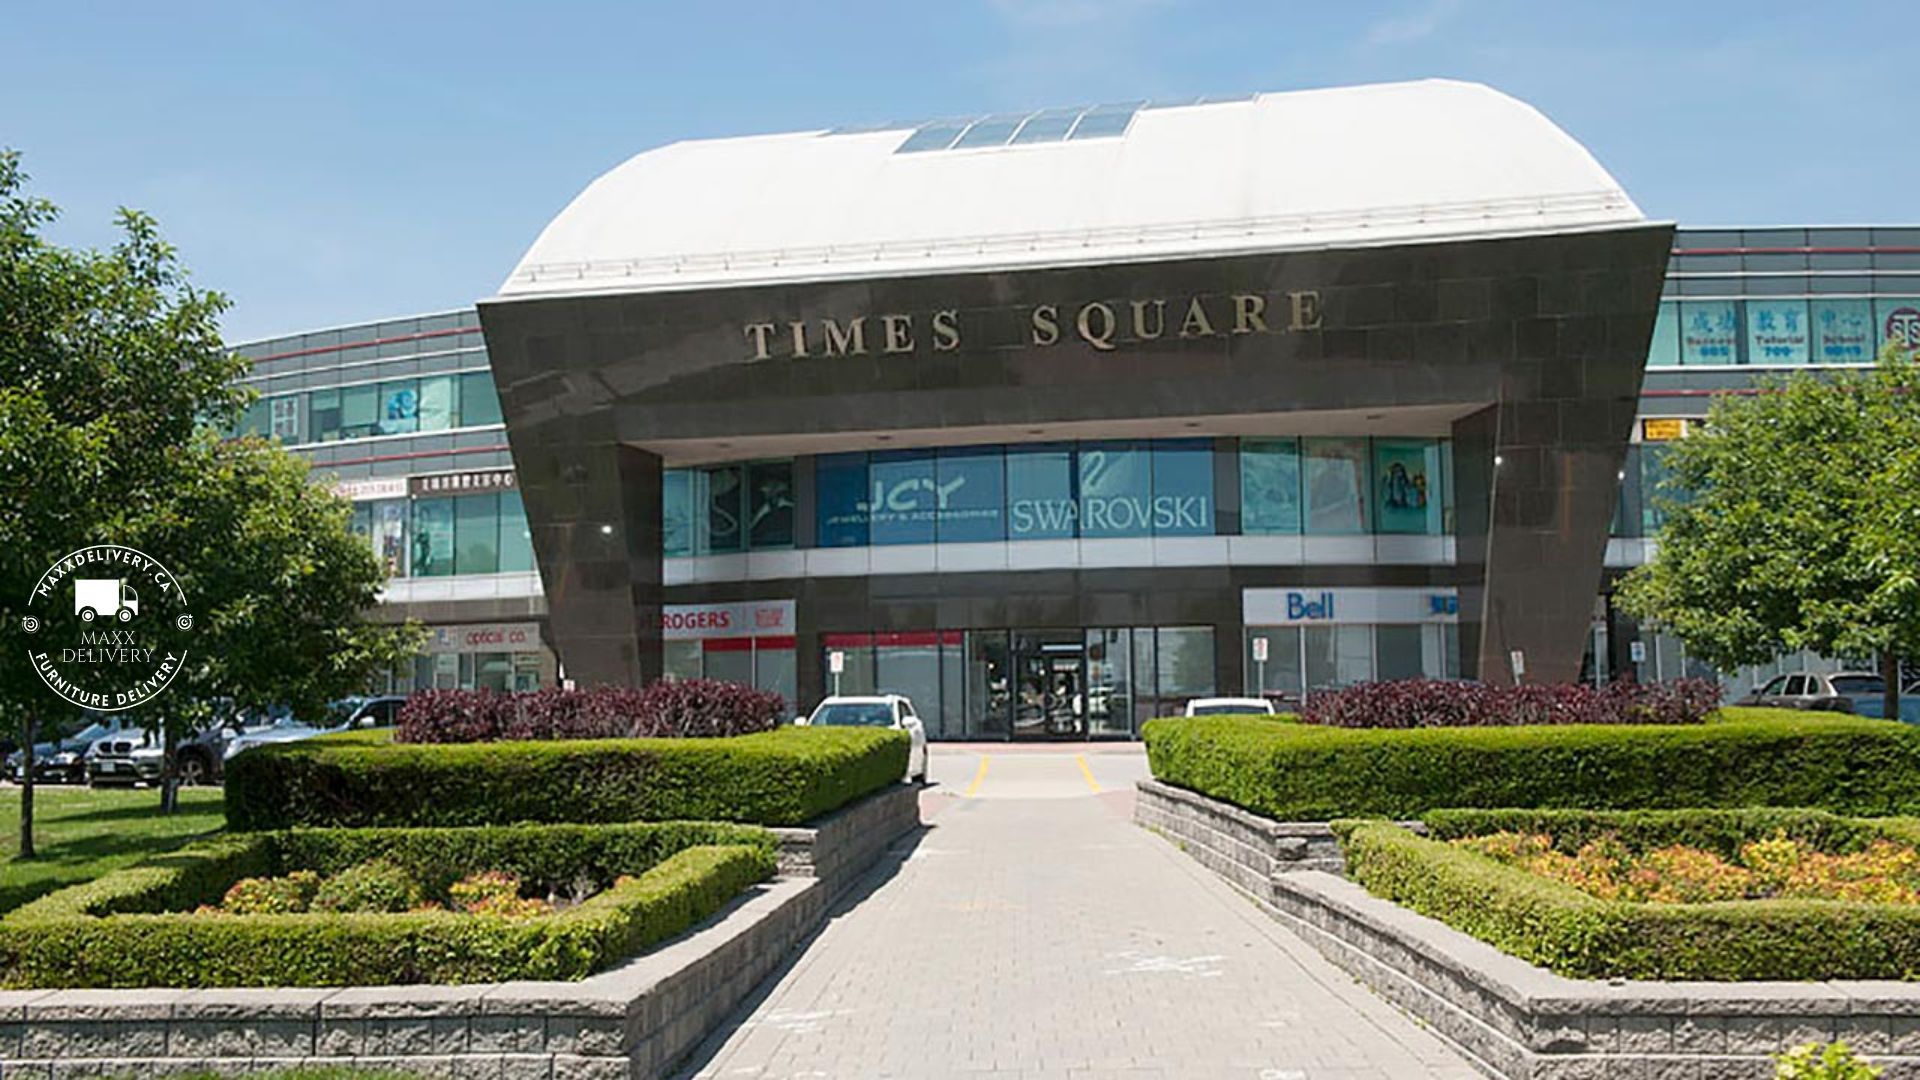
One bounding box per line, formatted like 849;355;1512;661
742;288;1324;362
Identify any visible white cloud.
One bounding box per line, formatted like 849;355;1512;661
1366;0;1465;46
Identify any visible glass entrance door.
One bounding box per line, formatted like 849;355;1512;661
1012;631;1086;739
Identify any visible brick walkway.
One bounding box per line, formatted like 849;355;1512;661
679;748;1478;1080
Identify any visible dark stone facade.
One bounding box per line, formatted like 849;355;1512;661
479;226;1673;692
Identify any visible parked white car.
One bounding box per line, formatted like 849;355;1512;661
1183;697;1278;717
795;694;929;784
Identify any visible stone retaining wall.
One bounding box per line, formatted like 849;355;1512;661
0;783;922;1079
1133;777;1357;883
1140;780;1920;1080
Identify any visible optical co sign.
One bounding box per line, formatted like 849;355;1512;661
21;545;194;711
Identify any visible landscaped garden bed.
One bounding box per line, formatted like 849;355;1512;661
1143;707;1920;819
0;821;775;987
1335;808;1920;980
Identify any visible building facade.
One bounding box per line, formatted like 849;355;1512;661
231;85;1920;737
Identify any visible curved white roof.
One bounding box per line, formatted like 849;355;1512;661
497;79;1644;300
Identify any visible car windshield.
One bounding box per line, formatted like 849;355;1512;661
1189;703;1269;716
1831;676;1886;695
65;722;110;743
810;703;896;727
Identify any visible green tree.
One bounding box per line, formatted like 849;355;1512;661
1617;344;1920;723
129;433;423;810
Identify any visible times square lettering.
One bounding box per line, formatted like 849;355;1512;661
741;290;1324;361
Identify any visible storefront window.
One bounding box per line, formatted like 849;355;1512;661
704;640;754;686
1245;626;1302;699
339;384;380;439
1150;440;1213;537
1372;439;1443;535
308;388;342;442
966;630;1011;737
1154;627;1215;700
1303;437;1369;534
747;461;795;549
875;633;942;723
754;641;798;712
1374;625;1425;680
498;491;534;573
822;634;875;695
269;395;302;442
417;375;455;432
1647;301;1680;368
936;447;1005;543
663;640;702;681
1240;438;1302;535
663;470;695;557
705;465;745;553
458;371;502;426
1640;443;1679;535
372;499;408;578
1745;299;1810;365
377;379;420;436
816;453;871;547
455;493;500;574
1813;299;1876;364
1086;628;1134;736
1304;625;1372;688
411;497;455;577
869;451;937;545
1078;441;1151;538
1007;444;1075;540
1679;300;1740;365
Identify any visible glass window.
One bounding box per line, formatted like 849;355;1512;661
705;465;745;554
965;630;1011;737
1812;299;1876;364
1639;443;1685;535
664;640;701;682
1304;625;1372;689
754;641;797;713
458;371;502;426
704;640;753;686
1011;107;1078;144
823;635;875;695
309;388;343;442
1086;628;1134;737
474;652;513;693
746;461;795;549
454;493;500;575
372;499;408;578
936;447;1006;543
1647;301;1680;368
498;490;534;573
411;497;455;577
377;380;420;435
1373;439;1443;535
869;451;937;545
1679;300;1740;365
1007;444;1076;540
663;469;695;557
1132;628;1158;724
952;113;1026;149
1069;104;1138;140
1246;626;1302;700
339;384;380;439
268;395;302;442
876;634;941;722
1375;625;1425;680
1155;627;1215;699
1079;441;1152;538
1303;437;1370;534
1150;440;1213;536
348;503;373;555
815;454;871;547
1876;297;1920;359
896;121;968;153
417;375;455;432
1240;438;1302;535
1745;299;1809;365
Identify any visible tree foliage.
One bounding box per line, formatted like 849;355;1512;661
1617;345;1920;717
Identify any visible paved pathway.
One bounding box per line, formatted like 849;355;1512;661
679;746;1477;1080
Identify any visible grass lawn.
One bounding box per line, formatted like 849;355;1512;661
0;784;225;914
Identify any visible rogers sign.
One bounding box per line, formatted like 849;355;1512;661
661;600;795;641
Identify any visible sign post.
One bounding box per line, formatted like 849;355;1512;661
1509;649;1527;685
828;650;845;697
1251;635;1269;697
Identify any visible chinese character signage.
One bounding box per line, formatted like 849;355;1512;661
1744;300;1808;365
1680;301;1739;365
1813;299;1874;364
409;468;517;497
1879;298;1920;360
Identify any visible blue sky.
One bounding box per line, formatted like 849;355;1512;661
7;1;1916;341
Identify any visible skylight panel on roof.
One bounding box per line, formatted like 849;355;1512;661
1068;103;1141;140
896;120;970;153
952;113;1029;149
1009;107;1080;145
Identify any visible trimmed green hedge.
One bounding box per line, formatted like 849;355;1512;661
1144;708;1920;819
0;822;776;987
1334;815;1920;980
225;725;907;831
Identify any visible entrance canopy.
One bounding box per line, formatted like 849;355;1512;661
498;79;1645;300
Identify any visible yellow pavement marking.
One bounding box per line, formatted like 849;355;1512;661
1074;753;1102;794
963;755;991;797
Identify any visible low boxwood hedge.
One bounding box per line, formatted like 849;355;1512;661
1143;708;1920;820
0;821;776;988
1333;814;1920;980
225;725;907;831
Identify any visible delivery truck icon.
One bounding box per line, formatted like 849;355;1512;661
74;578;138;623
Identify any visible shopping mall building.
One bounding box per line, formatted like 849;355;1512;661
230;79;1920;738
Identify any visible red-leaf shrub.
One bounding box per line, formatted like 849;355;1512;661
395;680;788;744
1298;678;1723;728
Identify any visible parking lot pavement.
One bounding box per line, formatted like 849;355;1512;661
680;748;1478;1080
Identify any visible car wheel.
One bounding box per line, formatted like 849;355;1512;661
178;754;209;787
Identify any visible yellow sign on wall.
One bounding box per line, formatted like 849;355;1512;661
1641;418;1688;442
